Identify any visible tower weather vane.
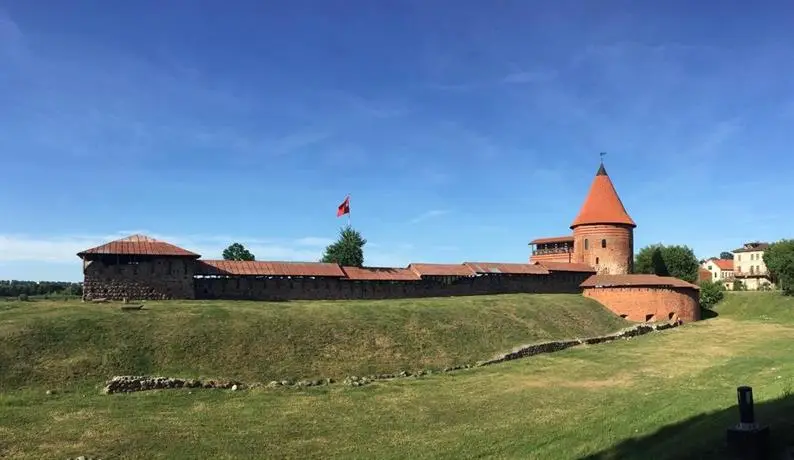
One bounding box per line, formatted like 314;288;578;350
600;151;607;163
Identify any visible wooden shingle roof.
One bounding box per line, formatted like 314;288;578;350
196;260;346;277
77;234;200;258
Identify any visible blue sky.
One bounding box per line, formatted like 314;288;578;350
2;1;793;281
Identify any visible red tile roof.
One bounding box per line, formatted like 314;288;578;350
407;263;477;277
197;260;345;277
530;236;574;245
77;234;200;258
533;261;596;273
709;258;734;271
463;262;550;275
570;163;636;229
698;268;712;282
580;274;699;290
342;266;421;281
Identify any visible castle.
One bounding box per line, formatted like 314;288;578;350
77;161;701;323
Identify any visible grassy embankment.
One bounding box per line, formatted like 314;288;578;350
2;292;794;459
0;293;626;389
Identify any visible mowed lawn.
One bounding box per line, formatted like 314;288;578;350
1;293;794;459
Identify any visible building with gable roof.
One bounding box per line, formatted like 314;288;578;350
701;257;735;286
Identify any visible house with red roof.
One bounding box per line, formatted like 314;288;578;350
700;258;735;286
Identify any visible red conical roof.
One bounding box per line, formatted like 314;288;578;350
570;163;636;229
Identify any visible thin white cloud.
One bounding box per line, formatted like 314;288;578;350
0;10;23;57
293;237;334;247
0;10;21;36
409;210;451;224
501;69;558;84
0;232;421;271
0;232;336;264
330;90;411;119
269;130;334;157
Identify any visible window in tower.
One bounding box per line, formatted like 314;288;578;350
595;257;599;265
601;239;606;248
584;239;589;250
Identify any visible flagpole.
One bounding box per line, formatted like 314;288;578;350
347;193;351;227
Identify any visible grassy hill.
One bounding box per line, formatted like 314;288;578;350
0;294;628;389
712;290;794;323
2;292;794;459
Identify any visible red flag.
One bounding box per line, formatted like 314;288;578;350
336;196;350;217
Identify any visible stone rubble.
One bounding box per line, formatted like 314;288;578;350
101;321;679;395
102;376;244;394
475;321;678;366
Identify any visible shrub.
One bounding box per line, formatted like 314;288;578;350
699;280;725;310
17;293;29;302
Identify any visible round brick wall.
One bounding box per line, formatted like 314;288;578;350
572;224;634;275
583;286;701;323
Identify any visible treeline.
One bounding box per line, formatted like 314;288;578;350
0;280;83;297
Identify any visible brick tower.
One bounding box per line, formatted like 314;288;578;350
570;161;636;275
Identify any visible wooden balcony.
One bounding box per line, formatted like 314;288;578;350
532;248;574;256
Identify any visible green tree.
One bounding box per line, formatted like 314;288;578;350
321;225;366;267
763;239;794;295
732;279;746;291
699;280;725;310
719;251;734;260
634;244;667;275
222;243;256;261
634;244;699;283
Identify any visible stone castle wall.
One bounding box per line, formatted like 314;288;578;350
582;285;700;323
80;256;593;301
194;271;592;301
82;256;196;300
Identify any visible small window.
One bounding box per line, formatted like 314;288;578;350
645;314;655;322
601;239;606;248
668;312;676;320
595;257;599;265
584;239;589;250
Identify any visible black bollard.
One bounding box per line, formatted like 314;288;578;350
726;386;770;460
737;386;756;428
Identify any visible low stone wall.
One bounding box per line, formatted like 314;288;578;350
476;321;679;366
103;376;243;394
101;321;679;394
583;286;700;323
194;271;591;301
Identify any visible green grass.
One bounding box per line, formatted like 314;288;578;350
2;292;794;459
0;294;627;389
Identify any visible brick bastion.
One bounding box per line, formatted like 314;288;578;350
581;274;701;323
